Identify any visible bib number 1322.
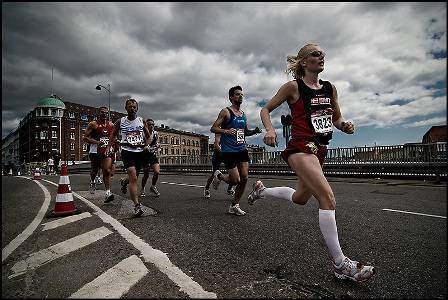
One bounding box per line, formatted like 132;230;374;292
311;115;332;134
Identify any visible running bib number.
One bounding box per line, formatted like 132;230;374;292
126;132;144;145
99;137;109;147
311;115;333;134
236;129;245;144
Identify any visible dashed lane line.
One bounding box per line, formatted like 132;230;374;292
69;255;148;299
8;226;113;279
41;212;92;231
382;208;446;219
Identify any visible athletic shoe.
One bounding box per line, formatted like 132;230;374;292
120;177;128;194
89;181;96;194
212;170;222;190
334;257;376;282
228;204;246;216
134;203;144;217
104;191;114;203
96;176;103;184
140;187;146;197
150;185;160;197
227;186;236;196
247;180;266;205
204;188;211;198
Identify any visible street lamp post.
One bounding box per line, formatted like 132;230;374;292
95;83;111;120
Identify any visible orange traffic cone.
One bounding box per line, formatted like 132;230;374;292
49;164;79;217
33;168;42;180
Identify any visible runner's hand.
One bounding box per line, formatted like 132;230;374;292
254;127;262;134
225;128;237;136
341;121;355;134
263;130;278;147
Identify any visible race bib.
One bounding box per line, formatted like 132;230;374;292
236;129;245;144
99;137;109;147
126;132;144;145
311;114;333;134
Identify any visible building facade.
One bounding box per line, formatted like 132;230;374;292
8;95;209;164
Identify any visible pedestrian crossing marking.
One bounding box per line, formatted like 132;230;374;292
69;255;148;298
8;226;113;279
41;212;92;231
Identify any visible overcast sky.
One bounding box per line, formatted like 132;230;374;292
2;2;446;149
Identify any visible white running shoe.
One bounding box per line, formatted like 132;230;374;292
96;176;103;184
150;185;160;197
89;181;96;194
104;191;114;203
212;170;222;190
333;257;376;282
228;204;246;216
204;188;211;198
134;203;144;217
247;180;266;205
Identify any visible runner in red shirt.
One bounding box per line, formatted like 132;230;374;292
83;106;115;203
248;43;376;283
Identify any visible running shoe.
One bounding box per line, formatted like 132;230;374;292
212;170;222;190
227;185;236;196
204;188;211;198
104;191;114;203
96;176;103;184
333;257;376;282
140;187;146;197
134;203;144;217
89;181;96;194
120;177;128;194
247;180;266;205
150;185;160;197
228;204;246;216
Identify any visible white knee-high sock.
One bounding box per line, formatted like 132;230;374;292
318;209;345;265
260;187;295;201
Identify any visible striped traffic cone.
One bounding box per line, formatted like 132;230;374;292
48;164;79;217
33;168;42;180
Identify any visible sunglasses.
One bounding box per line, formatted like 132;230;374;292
309;50;325;58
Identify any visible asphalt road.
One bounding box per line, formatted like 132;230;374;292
2;173;446;299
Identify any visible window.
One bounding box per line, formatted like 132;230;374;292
52;122;58;128
164;136;168;144
40;131;47;140
35;132;39;139
196;141;199;147
183;149;186;155
51;109;56;116
70;132;75;140
176;149;179;155
81;114;88;121
187;140;190;146
165;148;168;155
176;138;179;145
69;112;75;118
187;149;191;155
171;137;174;144
52;141;58;149
52;131;57;138
70;121;75;129
43;108;49;116
82;143;87;151
182;139;186;145
81;124;87;131
36;109;41;116
70;143;75;150
171;149;174;155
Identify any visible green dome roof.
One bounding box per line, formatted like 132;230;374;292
36;97;65;109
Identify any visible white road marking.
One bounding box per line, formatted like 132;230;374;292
2;176;51;263
161;181;204;188
382;208;446;219
43;179;217;299
69;255;148;299
9;226;112;279
41;212;92;231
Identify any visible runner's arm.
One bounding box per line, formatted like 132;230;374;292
82;122;101;144
331;84;355;134
211;109;235;135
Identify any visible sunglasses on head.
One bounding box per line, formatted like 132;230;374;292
309;50;325;58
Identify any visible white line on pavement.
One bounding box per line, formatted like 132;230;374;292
9;226;113;279
382;208;446;219
41;212;92;231
42;179;217;299
69;255;148;299
2;176;52;263
161;181;204;188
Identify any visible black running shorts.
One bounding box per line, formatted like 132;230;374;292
221;150;250;170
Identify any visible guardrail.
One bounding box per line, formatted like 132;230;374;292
18;142;447;180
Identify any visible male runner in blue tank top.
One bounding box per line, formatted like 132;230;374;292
210;85;262;215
